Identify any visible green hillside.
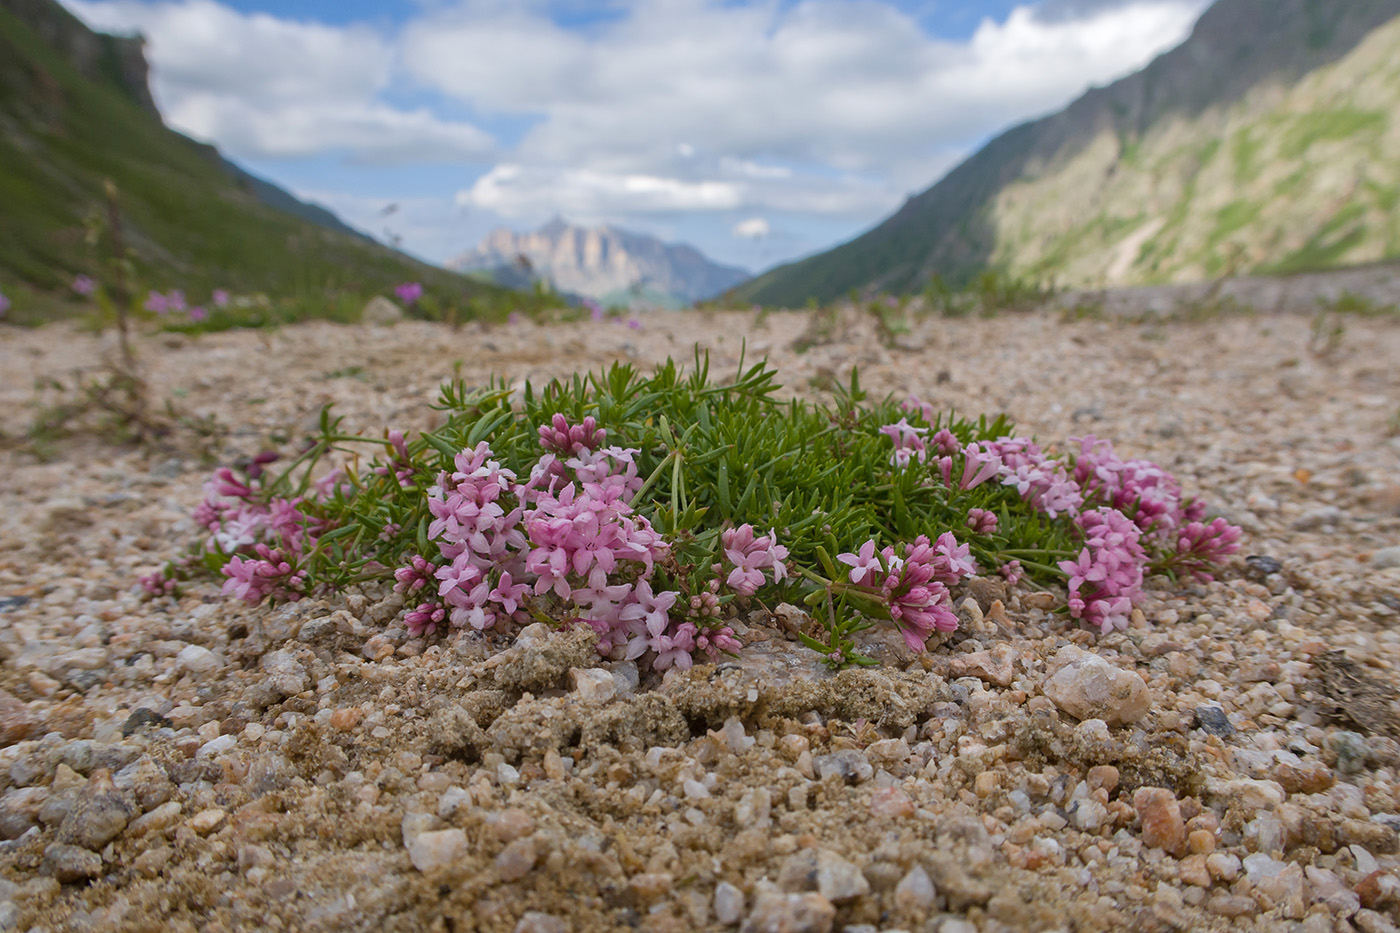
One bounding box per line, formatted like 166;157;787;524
733;0;1400;307
0;0;503;320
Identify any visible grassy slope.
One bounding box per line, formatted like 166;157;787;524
731;0;1400;307
0;5;503;321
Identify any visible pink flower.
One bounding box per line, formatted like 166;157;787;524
965;508;998;535
72;275;95;296
404;602;446;637
145;291;169;314
188;306;207;322
837;540;883;587
619;579;678;638
395;282;424;304
212;289;230;307
720;524;789;595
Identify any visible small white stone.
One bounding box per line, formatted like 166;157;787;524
894;865;936;912
437;786;471;820
816;849;870;902
683;779;710;800
714;881;745;925
407;828;468;873
570;668;616;703
196;735;237;759
176;645;223;675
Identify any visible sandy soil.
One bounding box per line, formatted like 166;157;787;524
1;300;1400;933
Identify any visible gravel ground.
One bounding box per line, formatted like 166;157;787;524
1;299;1399;933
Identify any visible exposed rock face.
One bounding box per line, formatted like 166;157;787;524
449;219;749;308
734;0;1400;305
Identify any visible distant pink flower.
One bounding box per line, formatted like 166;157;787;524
395;282;424;304
145;291;168;314
167;290;186;313
72;275;95;295
0;293;8;316
189;306;207;322
212;289;230;307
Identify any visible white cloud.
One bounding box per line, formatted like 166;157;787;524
62;0;495;162
59;0;1214;260
405;0;1208;185
733;217;771;239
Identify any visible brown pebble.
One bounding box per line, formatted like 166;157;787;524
869;788;915;819
1086;765;1120;793
1187;829;1216;854
1179;854;1212;887
494;808;535;843
1133;787;1187;857
329;708;364;731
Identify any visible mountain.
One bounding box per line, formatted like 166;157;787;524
0;0;500;318
732;0;1400;306
450;219;750;309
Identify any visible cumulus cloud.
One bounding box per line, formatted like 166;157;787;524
59;0;1214;259
404;0;1209;181
732;218;771;240
62;0;495;162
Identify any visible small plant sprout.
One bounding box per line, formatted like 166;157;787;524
146;353;1241;671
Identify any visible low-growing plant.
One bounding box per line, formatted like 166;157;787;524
144;353;1241;670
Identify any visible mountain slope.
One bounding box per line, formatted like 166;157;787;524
733;0;1400;306
450;219;750;308
0;0;498;313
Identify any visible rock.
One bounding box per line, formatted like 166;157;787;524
570;668;616;703
42;843;103;883
492;808;534;843
187;808;226;835
1356;871;1400;910
1307;866;1361;916
55;771;133;850
777;850;820;892
1134;787;1187;856
868;787;915;819
1373;547;1400;571
1355;908;1400;933
1179;854;1212;887
1331;732;1371;774
715;881;746;926
815;849;868;902
495;837;538;881
514;912;569;933
0;786;46;840
1194;706;1234;736
0;689;38;746
893;865;936;912
1207;853;1241;883
1042;646;1149;726
1244;555;1283;577
949;648;1014;687
125;802;182;838
813;749;872;784
362;296;404;326
627;872;673;902
175;644;224;675
122;708;172;736
1275;760;1334;794
407;828;468;873
740;890;836;933
1243;853;1287;882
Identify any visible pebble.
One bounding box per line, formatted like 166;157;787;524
741;890;836;933
1206;852;1241;882
126;801;182;838
41;843;103;883
815;849;869;902
495;837;538;881
514;913;568;933
627;872;673;902
407;828;468;873
56;772;133;850
894;865;936;912
1042;646;1150;726
1369;547;1400;570
569;668;616;703
948;648;1014;687
1194;706;1234;736
715;881;746;926
813;749;872;784
1133;787;1187;856
0;689;38;745
175;644;224;675
868;787;915;819
187;808;227;835
493;808;534;843
1305;865;1361;916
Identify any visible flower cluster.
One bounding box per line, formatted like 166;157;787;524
395;282;424;304
1058;508;1147;634
879;418;927;469
935;441;1002;491
719;525;790;595
986;436;1084;519
399;419;748;670
838;533;974;651
181;457;329;604
140;287;229;322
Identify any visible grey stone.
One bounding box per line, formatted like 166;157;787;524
813;749;873;784
42;843;103;883
1195;706;1235;736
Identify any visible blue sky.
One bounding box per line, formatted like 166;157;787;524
63;0;1213;273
